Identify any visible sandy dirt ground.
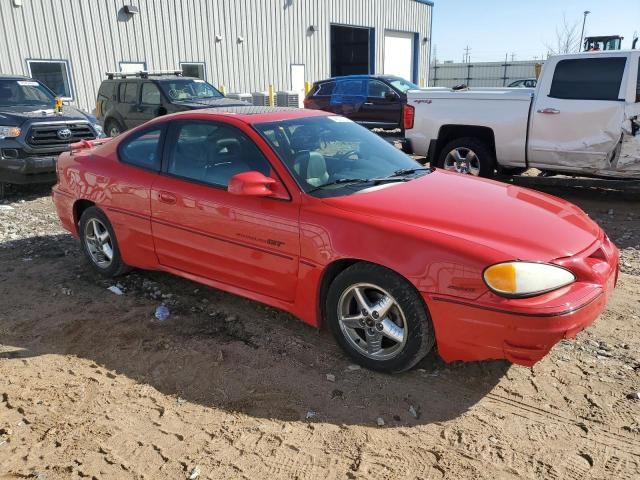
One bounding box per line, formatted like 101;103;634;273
0;181;639;480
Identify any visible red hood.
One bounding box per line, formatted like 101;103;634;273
322;170;601;260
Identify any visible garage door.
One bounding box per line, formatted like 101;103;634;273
384;31;414;81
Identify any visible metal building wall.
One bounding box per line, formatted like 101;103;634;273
430;60;542;88
0;0;432;112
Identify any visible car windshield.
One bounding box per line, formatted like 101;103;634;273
388;78;418;93
254;116;427;197
160;79;223;101
0;79;55;107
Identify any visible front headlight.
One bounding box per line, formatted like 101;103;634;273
0;126;21;139
92;123;106;138
483;261;575;298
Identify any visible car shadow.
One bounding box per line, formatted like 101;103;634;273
0;233;509;426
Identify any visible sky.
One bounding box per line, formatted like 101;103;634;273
431;0;640;63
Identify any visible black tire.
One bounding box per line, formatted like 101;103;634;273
326;262;435;373
104;118;124;137
0;182;7;199
79;206;130;277
437;137;495;178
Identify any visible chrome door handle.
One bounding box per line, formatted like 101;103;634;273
363;102;373;105
536;108;560;114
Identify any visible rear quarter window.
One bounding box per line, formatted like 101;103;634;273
314;81;335;96
98;82;116;100
118;126;164;171
549;57;627;101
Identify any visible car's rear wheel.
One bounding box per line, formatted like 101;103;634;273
79;206;130;277
105;119;124;137
326;262;435;373
438;137;495;178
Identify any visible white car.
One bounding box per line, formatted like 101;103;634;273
405;51;640;179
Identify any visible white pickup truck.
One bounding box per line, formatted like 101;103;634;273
405;51;640;179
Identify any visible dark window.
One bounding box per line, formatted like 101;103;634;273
550;57;626;101
167;121;271;187
119;82;138;104
636;62;640;102
141;83;161;105
314;81;335;96
27;60;72;98
368;80;393;98
98;81;116;100
119;127;163;170
181;63;205;79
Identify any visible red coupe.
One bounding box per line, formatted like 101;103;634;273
52;107;619;372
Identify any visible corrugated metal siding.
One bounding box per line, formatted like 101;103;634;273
430;60;543;88
0;0;432;112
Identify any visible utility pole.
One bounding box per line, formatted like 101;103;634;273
463;45;471;63
579;10;591;52
510;52;516;62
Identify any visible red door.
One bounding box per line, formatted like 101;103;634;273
150;119;300;302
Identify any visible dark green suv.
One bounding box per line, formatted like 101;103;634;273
96;71;248;137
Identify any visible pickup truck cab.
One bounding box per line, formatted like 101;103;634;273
0;75;102;196
405;51;640;179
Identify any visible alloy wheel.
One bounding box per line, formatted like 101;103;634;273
444;147;481;175
337;283;408;360
84;218;114;268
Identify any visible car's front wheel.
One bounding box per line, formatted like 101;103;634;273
326;263;435;373
79;206;130;277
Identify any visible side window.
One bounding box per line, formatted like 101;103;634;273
549;58;626;101
119;82;138;104
98;82;116;100
141;83;161;105
167;121;271;187
368;80;393;99
315;81;335;96
119;127;163;170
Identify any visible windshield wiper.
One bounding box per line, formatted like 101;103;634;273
391;167;431;176
307;178;370;192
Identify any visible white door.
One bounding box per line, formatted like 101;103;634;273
384;31;414;81
528;56;627;172
291;64;305;108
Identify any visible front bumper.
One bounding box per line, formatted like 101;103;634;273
0;154;58;184
424;237;619;367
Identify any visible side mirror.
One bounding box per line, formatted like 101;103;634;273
228;171;276;197
385;91;399;101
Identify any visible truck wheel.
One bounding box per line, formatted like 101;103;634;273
438;137;495;178
79;206;130;277
0;182;7;199
326;262;435;373
105;119;124;137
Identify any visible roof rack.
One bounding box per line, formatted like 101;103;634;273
105;70;183;80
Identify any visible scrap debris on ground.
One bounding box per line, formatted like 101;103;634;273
0;183;639;479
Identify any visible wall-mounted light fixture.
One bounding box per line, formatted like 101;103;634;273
422;36;429;44
123;5;139;15
237;36;245;44
12;0;23;6
308;25;318;34
215;34;223;43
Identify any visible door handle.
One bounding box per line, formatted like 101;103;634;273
536;108;560;114
364;102;374;105
158;191;177;205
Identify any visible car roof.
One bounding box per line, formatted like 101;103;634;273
102;75;201;82
163;106;332;124
316;74;406;83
